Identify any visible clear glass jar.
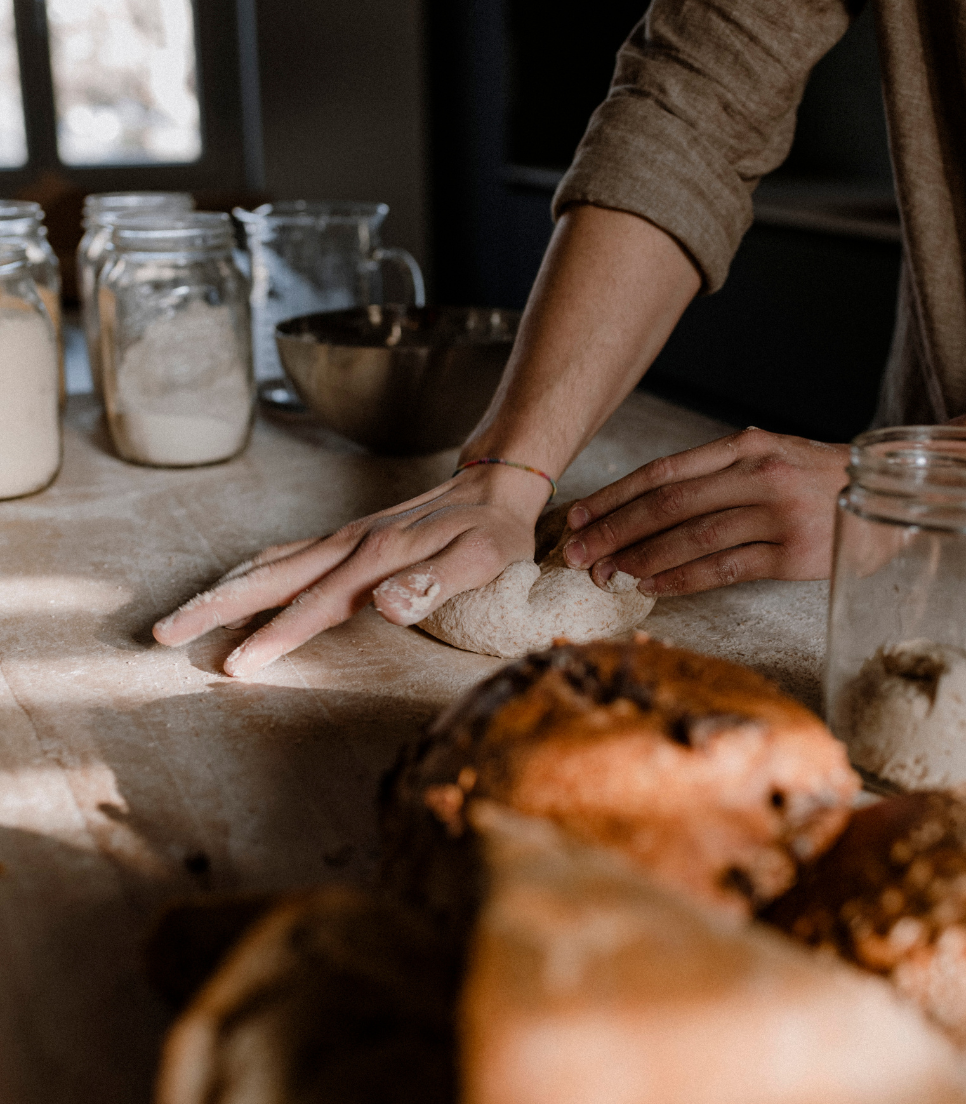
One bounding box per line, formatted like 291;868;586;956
0;200;63;405
99;212;254;467
826;426;966;790
78;191;195;396
0;244;61;498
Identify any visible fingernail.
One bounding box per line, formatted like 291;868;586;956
594;559;615;584
568;506;590;530
638;577;657;596
564;539;587;567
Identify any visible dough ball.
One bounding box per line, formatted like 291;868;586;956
418;502;654;659
835;639;966;789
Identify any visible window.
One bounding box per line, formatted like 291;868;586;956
0;0;27;167
0;0;257;192
47;0;202;167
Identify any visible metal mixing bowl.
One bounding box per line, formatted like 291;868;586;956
275;305;520;455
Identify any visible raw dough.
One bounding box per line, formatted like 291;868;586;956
835;638;966;789
417;504;654;659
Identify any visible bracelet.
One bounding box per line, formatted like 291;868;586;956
452;457;558;501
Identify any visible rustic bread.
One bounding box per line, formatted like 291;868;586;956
156;805;966;1104
155;886;458;1104
383;637;859;915
764;790;966;1045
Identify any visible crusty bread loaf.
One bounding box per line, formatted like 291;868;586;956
764;790;966;1045
460;803;966;1104
383;638;859;915
156;804;966;1104
155;886;458;1104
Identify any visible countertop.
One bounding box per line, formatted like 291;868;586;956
0;390;828;1104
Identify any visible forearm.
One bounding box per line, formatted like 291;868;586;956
459;204;701;484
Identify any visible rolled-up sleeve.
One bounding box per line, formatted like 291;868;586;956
553;0;856;291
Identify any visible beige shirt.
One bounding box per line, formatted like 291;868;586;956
554;0;966;426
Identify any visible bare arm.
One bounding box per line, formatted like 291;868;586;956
153;205;700;675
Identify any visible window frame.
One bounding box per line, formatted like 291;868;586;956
0;0;258;194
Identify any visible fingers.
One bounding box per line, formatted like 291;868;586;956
567;429;758;531
563;456;766;569
214;537;321;586
222;515;496;677
373;529;513;626
152;531;362;646
590;506;775;587
633;542;783;598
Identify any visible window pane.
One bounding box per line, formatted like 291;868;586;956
46;0;202;166
0;0;27;168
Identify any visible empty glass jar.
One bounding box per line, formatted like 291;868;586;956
826;426;966;790
78;191;195;395
0;244;61;498
99;212;254;467
0;201;63;404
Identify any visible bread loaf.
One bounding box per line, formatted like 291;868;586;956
764;790;966;1045
383;637;859;915
156;805;966;1104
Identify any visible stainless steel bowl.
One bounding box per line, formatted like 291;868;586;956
274;305;520;455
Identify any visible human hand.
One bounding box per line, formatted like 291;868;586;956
562;427;850;597
152;465;549;677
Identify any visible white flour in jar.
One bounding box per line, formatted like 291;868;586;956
111;300;252;466
0;306;60;498
836;638;966;789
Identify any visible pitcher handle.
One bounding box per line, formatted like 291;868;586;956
372;247;426;307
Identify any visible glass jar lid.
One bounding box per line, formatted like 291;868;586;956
110;211;234;254
0;243;28;272
82;191;195;229
0;200;43;238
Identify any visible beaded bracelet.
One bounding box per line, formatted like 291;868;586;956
452;457;558;501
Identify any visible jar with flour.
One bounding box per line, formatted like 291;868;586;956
0;244;60;499
0;201;63;404
99;212;254;467
78;191;195;396
826;426;966;790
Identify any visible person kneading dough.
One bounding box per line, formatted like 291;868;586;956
376;503;654;659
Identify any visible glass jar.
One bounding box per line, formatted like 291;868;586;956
99;212;254;467
826;426;966;790
78;191;195;396
0;244;61;499
0;200;63;405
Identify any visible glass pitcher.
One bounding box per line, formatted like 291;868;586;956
233;201;425;389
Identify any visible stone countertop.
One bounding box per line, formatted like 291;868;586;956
0;391;828;1104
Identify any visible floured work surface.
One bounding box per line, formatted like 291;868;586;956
0;393;828;1104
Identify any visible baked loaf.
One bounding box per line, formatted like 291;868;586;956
764;790;966;1045
383;637;860;915
155;886;458;1104
155;806;966;1104
461;804;966;1104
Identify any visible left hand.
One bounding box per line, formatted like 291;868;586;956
562;427;850;597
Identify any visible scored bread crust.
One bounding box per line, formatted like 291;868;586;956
382;637;860;915
764;790;966;1045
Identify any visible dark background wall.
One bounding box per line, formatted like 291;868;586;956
254;0;430;273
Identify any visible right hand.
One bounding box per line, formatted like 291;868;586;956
151;464;549;678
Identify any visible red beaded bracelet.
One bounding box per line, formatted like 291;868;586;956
452;457;558;501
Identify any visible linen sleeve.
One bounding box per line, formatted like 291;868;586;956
552;0;858;291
